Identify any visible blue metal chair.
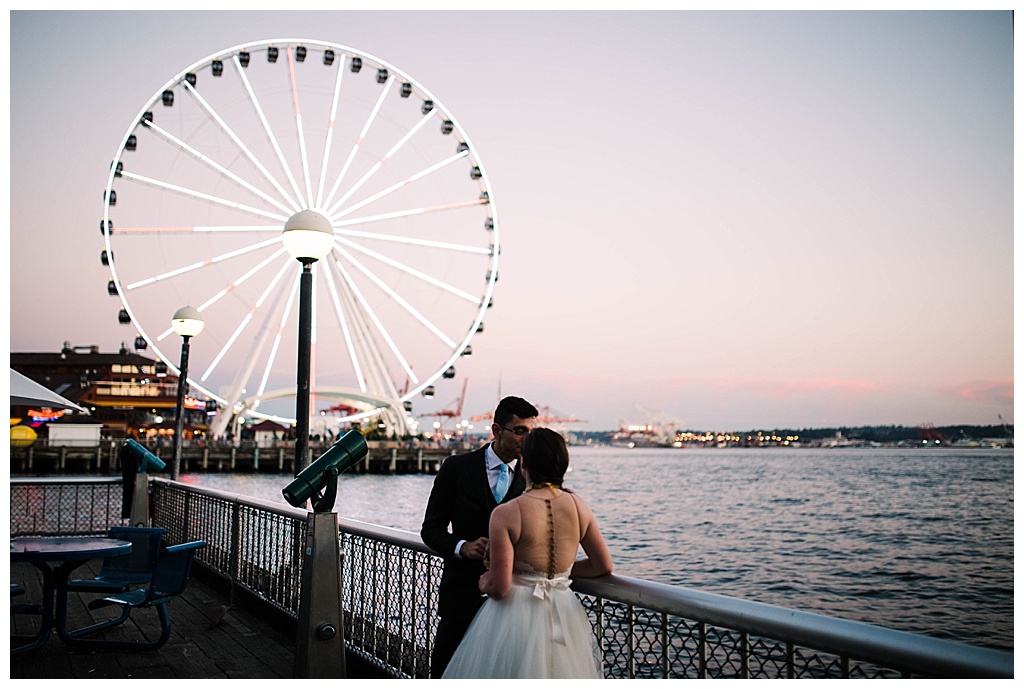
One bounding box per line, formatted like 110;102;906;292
10;582;42;616
63;540;205;651
67;526;166;594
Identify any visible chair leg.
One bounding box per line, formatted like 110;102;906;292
152;602;172;650
62;604;133;641
60;603;172;651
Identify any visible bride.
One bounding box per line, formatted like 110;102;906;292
442;427;613;679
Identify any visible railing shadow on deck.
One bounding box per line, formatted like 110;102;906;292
10;476;1013;679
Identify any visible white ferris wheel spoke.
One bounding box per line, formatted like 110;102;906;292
215;258;297;408
333;150;469;220
257;332;283;400
333;258;419;384
322;265;367;392
334;228;490;255
120;170;289;224
200;258;297;383
257;266;303;398
124;236;284;290
287;47;315;207
195;248;290;312
332;244;456;348
332;198;489;228
329;260;401;400
322;75;395;211
310;265;319;412
140;119;296;217
111;225;281;234
315;53;346;209
192;60;302;213
335;236;481;305
327;109;433;217
201;312;254;383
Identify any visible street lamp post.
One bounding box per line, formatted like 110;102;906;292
283;210;335;472
170;305;204;480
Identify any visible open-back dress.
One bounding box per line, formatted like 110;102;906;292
441;489;603;679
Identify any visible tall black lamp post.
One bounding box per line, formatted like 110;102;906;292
170;305;204;480
282;210;335;472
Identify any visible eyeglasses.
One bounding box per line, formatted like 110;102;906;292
498;424;530;437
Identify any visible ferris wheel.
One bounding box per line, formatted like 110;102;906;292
101;39;499;436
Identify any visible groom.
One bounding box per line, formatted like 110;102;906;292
420;395;539;678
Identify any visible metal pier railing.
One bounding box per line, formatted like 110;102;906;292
9;477;1013;679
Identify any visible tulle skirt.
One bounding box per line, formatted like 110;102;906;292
442;570;603;679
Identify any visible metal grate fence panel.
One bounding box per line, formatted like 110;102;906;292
10;478;125;536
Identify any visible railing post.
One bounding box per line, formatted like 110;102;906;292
741;631;750;678
699;622;707;679
230;500;242;585
661;611;669;678
627;604;635;678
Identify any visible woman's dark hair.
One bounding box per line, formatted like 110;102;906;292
521;427;570;487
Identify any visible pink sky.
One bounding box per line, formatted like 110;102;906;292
6;10;1014;431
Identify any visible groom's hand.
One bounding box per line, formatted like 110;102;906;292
460;537;489;560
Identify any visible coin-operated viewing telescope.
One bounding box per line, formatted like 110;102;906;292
122;438;167;473
282;430;368;512
120;438;167;525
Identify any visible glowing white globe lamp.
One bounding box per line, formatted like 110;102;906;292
283;210;335;262
171;305;205;338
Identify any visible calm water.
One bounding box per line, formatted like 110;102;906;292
183;446;1014;651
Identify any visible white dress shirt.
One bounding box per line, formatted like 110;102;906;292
454;443;517;558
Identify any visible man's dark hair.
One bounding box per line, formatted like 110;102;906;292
493;396;539;426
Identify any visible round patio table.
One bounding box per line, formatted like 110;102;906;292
10;536;131;655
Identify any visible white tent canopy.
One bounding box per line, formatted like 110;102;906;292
10;368;86;412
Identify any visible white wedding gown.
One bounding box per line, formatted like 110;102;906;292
441;563;603;679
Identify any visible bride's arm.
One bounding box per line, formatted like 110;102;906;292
478;502;518;599
570;496;613;579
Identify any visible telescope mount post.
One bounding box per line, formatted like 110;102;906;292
294;468;346;678
130;471;149;527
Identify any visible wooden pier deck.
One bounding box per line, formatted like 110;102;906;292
9;559;388;679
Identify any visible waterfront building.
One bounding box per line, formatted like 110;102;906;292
10;342;214;441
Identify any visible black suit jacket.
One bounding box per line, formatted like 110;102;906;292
420;443;526;617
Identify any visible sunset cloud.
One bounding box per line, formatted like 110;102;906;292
940;378;1014;405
